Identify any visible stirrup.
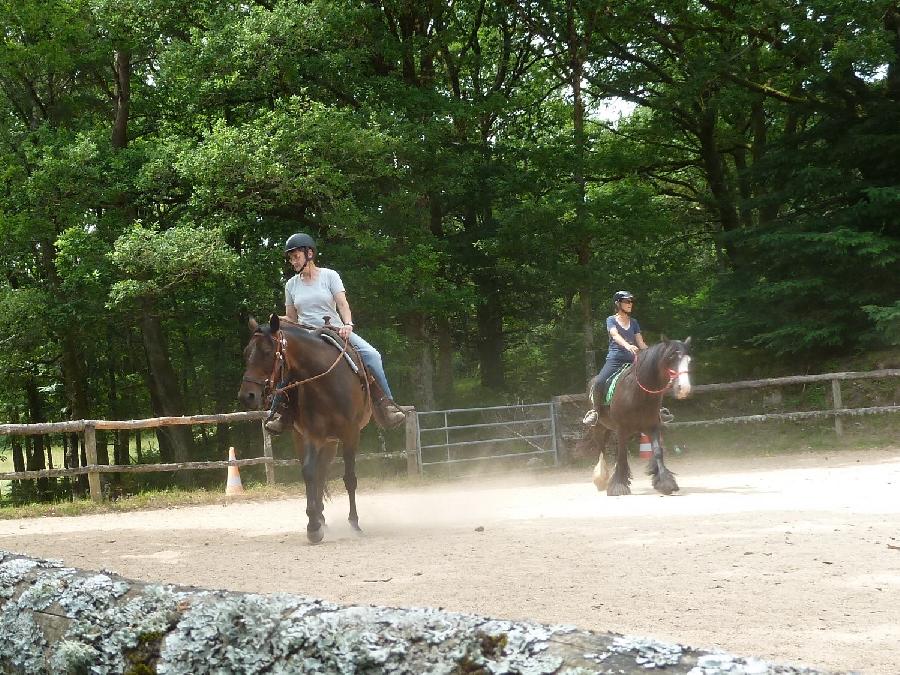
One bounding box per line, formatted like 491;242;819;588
660;407;675;423
582;409;598;426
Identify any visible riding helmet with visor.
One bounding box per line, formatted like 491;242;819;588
285;232;317;255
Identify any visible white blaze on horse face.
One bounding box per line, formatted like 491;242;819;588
675;354;692;399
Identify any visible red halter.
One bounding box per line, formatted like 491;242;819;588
633;352;688;395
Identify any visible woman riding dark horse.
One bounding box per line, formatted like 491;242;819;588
238;314;372;543
265;232;406;435
585;336;692;496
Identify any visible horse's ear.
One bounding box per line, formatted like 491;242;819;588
248;316;258;333
684;336;692;351
269;313;280;333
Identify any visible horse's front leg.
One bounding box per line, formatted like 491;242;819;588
649;427;679;495
606;430;632;496
342;437;362;532
302;440;325;543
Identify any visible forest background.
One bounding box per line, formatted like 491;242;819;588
1;0;898;492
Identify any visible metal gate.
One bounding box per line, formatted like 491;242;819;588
416;402;558;475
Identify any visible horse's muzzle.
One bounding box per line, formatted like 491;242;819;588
673;382;691;399
238;385;264;410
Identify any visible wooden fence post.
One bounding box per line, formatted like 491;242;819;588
261;421;275;485
403;407;418;478
84;423;101;502
831;378;843;437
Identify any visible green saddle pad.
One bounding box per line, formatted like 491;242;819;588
605;364;631;404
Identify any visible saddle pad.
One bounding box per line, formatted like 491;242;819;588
605;363;631;404
318;333;361;374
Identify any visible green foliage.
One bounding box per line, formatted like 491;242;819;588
0;0;898;505
108;223;239;305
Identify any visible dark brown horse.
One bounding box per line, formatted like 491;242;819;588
238;314;371;543
584;338;692;496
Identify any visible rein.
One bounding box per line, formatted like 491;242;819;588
270;328;350;396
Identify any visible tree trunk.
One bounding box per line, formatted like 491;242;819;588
578;246;595;382
140;301;194;482
112;50;130;149
434;315;454;406
405;313;435;409
10;410;25;493
476;287;505;390
696;105;742;265
570;22;594;383
24;376;49;499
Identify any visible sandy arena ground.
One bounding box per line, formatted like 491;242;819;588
2;447;899;673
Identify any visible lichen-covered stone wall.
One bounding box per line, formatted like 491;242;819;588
0;550;829;674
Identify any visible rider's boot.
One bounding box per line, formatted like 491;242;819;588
369;380;406;429
264;388;291;435
582;404;609;426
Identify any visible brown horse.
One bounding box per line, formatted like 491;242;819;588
238;314;371;543
584;338;692;496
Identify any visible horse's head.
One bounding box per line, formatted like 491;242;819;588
237;314;280;410
667;336;692;399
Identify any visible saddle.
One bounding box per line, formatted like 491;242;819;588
280;316;369;387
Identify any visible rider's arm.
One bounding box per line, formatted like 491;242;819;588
334;291;353;339
285;304;298;322
610;326;640;354
635;332;649;350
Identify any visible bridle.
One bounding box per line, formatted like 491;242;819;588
242;327;350;402
634;349;689;395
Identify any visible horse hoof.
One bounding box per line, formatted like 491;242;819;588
653;474;680;495
307;526;325;544
607;481;631;496
349;518;362;532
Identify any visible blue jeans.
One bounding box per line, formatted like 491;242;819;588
349;332;394;400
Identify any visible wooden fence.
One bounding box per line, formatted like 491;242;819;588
552;368;900;438
2;369;897;503
0;407;419;503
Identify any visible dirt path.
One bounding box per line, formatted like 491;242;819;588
2;448;899;673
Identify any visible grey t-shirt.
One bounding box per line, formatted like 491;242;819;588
284;268;346;327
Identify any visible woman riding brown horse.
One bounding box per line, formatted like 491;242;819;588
238;314;371;543
585;337;692;496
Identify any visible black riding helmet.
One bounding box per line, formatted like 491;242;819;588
285;232;317;255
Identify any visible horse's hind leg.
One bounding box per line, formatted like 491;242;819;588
591;428;611;491
342;440;362;532
302;441;325;544
649;428;679;495
606;431;632;496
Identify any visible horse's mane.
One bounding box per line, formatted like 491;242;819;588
634;339;682;384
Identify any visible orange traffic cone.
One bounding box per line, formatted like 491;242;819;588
225;446;245;496
639;433;653;459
